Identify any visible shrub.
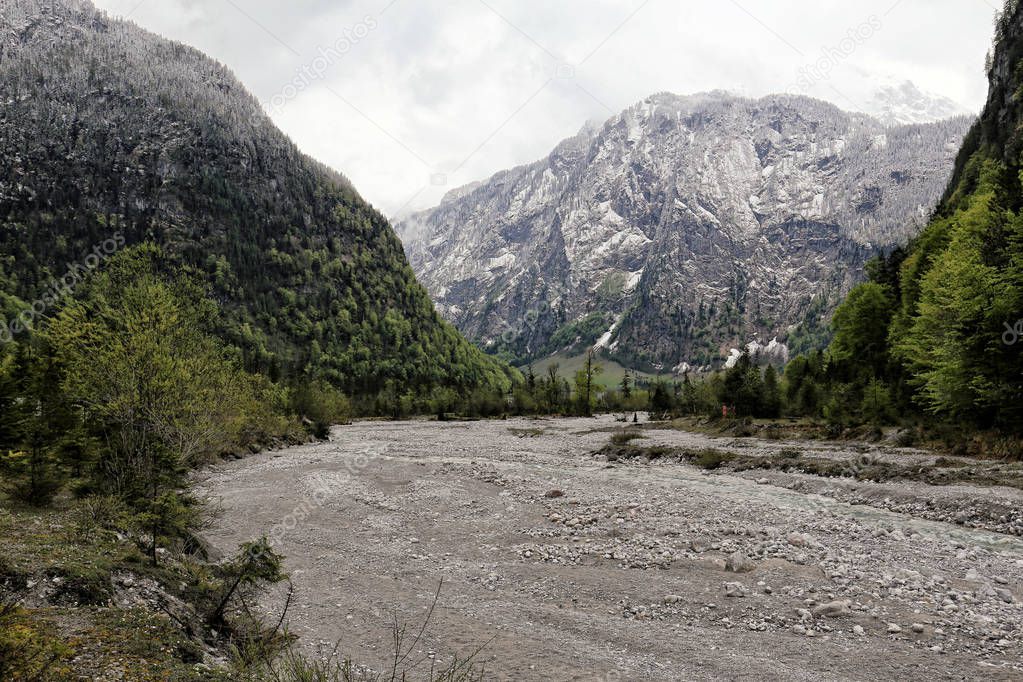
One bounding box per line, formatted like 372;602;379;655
686;449;736;470
0;600;73;680
610;430;646;445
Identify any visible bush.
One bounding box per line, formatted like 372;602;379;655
0;449;64;507
0;600;73;679
685;449;736;470
610;430;646;445
291;381;351;438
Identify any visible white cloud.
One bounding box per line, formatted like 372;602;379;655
91;0;994;215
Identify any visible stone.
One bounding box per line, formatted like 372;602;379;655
663;594;682;604
853;625;865;636
724;582;747;598
887;623;902;634
813;600;852;618
787;532;814;548
911;623;925;633
544;489;564;499
725;551;756;573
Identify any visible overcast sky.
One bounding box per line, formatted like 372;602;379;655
92;0;997;216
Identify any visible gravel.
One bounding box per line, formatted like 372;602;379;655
199;416;1023;681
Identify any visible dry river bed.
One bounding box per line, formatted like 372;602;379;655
199;416;1023;681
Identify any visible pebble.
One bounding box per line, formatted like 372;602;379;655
887;624;902;634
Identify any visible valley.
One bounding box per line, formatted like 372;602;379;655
200;418;1023;681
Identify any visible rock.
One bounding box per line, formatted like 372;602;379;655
690;538;711;552
544;489;564;499
812;600;852;618
994;588;1014;604
993;575;1009;585
853;624;865;636
792;624;807;635
663;594;682;604
756;478;770;485
911;623;925;633
724;582;747;598
725;551;756;573
887;623;902;634
787;532;812;548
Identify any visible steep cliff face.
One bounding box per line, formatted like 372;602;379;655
398;92;971;371
0;0;514;393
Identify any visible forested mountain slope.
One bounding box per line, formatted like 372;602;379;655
827;0;1023;432
0;0;513;395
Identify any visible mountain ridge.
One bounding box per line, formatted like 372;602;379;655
398;90;972;372
0;0;515;396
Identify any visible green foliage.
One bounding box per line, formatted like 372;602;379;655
47;247;266;493
685;449;736;470
860;379;896;425
546;314;609;356
0;450;63;507
0;341;74;506
0;600;74;681
762;366;782;418
720;352;766;417
830;282;894;380
291;381;351;439
573;351;603;416
0;5;515;401
204;538;287;630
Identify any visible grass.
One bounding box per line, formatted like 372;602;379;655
0;499;226;681
524;353;658;391
684;449;736;470
609;430;646;445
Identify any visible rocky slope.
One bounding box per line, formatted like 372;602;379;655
0;0;513;394
398;93;972;372
865;80;973;127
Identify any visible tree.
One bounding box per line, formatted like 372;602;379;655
680;373;698;415
0;341;73;506
762;366;782;418
47;246;270;561
525;364;537;396
544;364;562;413
830;282;895;381
620;369;632;399
648;379;673;414
574;351;603;416
860;378;895;425
720;352;764;417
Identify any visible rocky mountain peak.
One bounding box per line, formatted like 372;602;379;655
397;92;972;373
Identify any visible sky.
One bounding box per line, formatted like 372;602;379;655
91;0;998;216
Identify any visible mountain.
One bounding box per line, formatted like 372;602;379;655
824;1;1023;432
863;79;973;126
0;0;514;396
397;92;972;372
